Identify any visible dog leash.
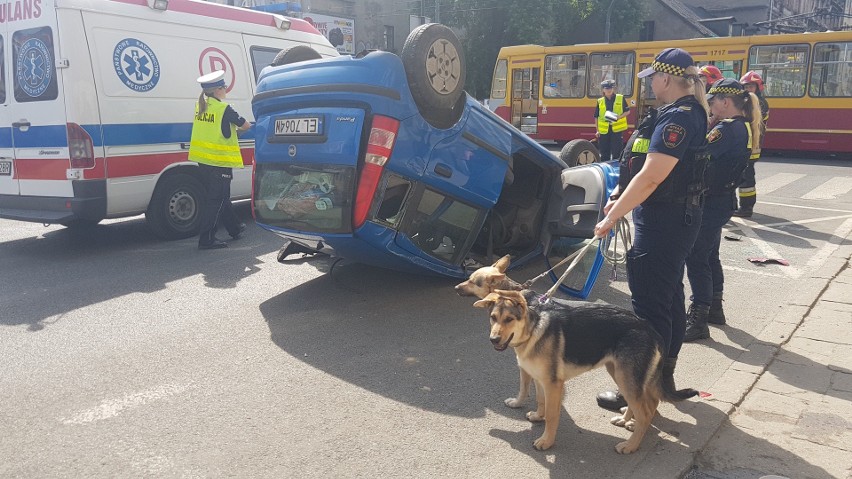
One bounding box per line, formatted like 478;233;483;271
600;217;632;280
523;217;632;302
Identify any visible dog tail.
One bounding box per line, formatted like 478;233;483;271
659;358;699;403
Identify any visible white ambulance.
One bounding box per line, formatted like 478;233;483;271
0;0;337;238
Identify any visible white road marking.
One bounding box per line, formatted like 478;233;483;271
805;217;852;270
760;173;806;195
758;201;852;213
61;383;193;425
801;177;852;200
732;221;801;278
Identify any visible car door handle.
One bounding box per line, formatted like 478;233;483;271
433;163;452;178
12;121;31;128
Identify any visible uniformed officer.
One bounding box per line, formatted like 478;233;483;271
734;71;769;218
189;70;250;250
594;79;630;162
683;79;762;341
592;48;709;411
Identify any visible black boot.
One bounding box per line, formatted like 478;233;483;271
683;303;710;342
734;196;755;217
708;293;726;325
596;390;627;412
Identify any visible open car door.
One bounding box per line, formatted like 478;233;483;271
543;161;619;299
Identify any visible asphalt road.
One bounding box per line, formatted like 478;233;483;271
1;154;850;477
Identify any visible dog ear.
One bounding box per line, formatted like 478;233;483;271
486;272;506;286
473;292;501;309
493;254;512;273
494;289;525;305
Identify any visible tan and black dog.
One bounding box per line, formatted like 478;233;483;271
459;257;698;453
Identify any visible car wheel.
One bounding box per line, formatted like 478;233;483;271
401;23;466;128
559;139;600;168
272;45;322;67
146;173;205;240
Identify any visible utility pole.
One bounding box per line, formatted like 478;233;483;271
605;0;616;43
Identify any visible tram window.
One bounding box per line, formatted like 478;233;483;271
748;44;809;98
810;42;852;98
707;60;743;80
512;68;539;100
491;59;507;99
544;54;586;98
589;52;635;97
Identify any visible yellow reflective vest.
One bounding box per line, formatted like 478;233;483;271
597;94;628;134
188;98;244;169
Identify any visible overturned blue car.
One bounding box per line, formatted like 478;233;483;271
251;24;618;298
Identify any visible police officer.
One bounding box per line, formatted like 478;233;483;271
684;79;762;341
593;48;709;411
594;79;630;162
189;70;250;250
734;71;769;218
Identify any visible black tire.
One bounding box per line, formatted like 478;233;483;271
271;45;322;67
401;23;466;128
559;139;600;168
145;173;205;240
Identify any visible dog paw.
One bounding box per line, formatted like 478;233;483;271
526;411;545;422
615;440;639;454
505;397;524;408
533;435;554;451
610;415;627;427
624;419;636;431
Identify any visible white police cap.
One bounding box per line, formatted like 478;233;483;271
197;70;226;89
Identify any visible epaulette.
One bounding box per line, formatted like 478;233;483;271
720;118;735;123
680;106;692;111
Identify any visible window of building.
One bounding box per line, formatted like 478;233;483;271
809;42;852;97
748;43;809;97
543;54;586;98
589;51;635;97
640;21;655;42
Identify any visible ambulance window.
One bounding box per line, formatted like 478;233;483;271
250;46;283;83
13;27;58;103
0;36;5;104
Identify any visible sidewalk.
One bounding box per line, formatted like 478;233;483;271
684;252;852;479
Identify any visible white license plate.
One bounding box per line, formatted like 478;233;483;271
0;160;11;176
274;117;322;136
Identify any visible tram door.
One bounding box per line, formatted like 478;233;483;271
510;67;539;134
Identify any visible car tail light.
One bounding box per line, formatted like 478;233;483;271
67;123;95;169
353;115;399;228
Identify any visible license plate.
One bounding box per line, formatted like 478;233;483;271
0;160;10;176
274;116;322;136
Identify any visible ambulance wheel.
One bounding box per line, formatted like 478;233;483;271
559;139;600;168
146;173;204;240
271;45;322;67
401;23;466;128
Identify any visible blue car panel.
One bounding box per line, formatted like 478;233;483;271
252;46;617;298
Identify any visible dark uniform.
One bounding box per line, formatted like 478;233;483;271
684;116;751;340
626;96;708;359
735;73;769;217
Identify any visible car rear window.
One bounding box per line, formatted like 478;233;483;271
254;164;354;233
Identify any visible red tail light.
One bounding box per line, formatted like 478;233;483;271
353;115;399;228
67;123;95;169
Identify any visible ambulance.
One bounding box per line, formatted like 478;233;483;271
0;0;337;238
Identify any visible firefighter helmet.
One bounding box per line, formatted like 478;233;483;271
739;71;765;92
698;65;724;85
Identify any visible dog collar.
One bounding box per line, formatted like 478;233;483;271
538;295;550;304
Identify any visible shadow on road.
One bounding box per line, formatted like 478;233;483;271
0;205;278;331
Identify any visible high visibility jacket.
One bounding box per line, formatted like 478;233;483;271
597;94;627;134
188;98;244;169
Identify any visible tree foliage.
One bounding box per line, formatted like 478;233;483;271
432;0;646;98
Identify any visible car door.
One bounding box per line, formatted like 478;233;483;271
393;103;513;267
543;161;619;299
9;1;71;198
0;21;15;195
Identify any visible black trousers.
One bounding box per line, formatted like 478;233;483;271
598;129;624;162
198;163;240;246
737;160;757;210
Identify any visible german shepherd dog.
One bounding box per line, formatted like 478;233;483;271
456;256;698;453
